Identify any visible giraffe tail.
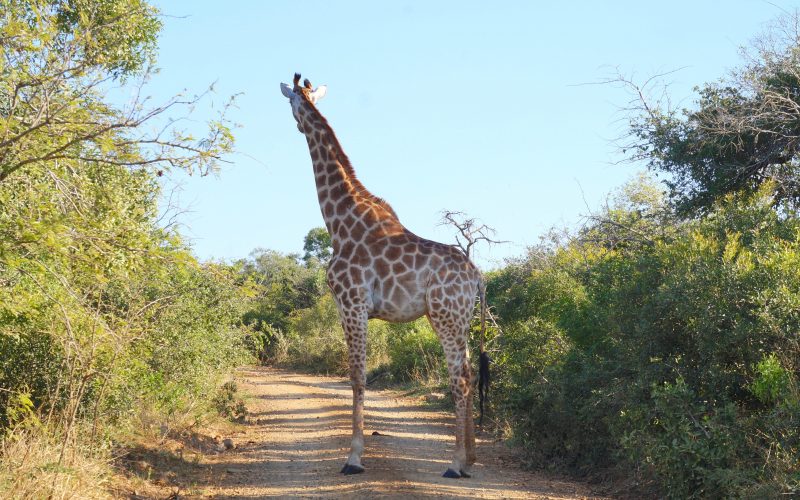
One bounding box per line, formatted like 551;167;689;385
478;279;490;427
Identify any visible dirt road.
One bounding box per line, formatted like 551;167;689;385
173;366;601;499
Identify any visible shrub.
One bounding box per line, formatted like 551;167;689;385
385;320;446;383
486;180;800;495
212;381;247;421
620;379;755;499
750;354;793;406
282;293;349;374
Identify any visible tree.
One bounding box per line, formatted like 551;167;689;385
622;13;800;214
0;3;247;488
240;248;326;333
302;227;332;265
0;0;235;183
438;210;506;258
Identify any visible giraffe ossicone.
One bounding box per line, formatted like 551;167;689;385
280;73;488;479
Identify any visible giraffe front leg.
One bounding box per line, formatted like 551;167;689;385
340;308;368;475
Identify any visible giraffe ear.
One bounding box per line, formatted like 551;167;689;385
280;83;294;98
309;85;327;103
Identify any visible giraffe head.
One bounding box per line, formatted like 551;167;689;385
280;73;327;132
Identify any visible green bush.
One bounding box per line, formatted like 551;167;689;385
213;381;247;421
751;354;793;406
277;292;408;376
0;156;251;436
385;320;446;383
620;379;754;499
486;181;800;496
282;293;349;374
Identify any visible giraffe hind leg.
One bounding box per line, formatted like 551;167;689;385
341;464;364;475
463;356;477;467
426;295;475;479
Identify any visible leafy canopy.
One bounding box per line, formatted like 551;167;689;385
626;15;800;215
0;0;235;183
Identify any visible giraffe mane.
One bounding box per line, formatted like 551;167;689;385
298;93;400;220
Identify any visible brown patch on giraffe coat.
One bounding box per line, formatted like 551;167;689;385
368;232;389;250
330;182;348;200
352;245;370;266
339;240;355;260
349;267;363;284
360;206;381;226
330;258;347;274
336;199;350;216
385;245;401;261
350;221;367;241
374;258;390;277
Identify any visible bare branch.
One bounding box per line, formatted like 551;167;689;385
438;210;509;259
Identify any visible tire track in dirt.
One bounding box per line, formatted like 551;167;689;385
198;366;605;499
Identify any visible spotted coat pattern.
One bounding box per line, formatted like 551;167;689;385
281;75;481;476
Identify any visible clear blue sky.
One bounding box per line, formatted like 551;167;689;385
150;1;795;268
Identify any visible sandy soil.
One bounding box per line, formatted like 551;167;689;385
148;366;604;499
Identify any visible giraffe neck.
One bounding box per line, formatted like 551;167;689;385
295;99;399;249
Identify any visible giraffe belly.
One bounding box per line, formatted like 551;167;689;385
369;288;427;323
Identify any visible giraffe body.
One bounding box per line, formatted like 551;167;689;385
281;74;483;477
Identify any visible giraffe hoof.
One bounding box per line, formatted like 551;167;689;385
442;468;461;478
341;464;365;475
459;469;472;478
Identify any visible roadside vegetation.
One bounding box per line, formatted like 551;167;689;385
0;1;248;497
1;2;798;498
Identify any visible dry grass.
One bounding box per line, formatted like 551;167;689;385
0;425;112;500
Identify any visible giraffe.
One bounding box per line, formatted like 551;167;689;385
280;73;488;479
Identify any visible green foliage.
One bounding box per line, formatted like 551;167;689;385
385;320;445;383
0;5;246;498
4;392;39;431
621;379;754;499
100;258;251;422
627;16;800;214
0;0;235;183
0;157;251;430
55;0;162;76
303;227;333;265
487;175;800;496
283;293;349;374
750;354;793;406
212;381;247;421
240;249;326;333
